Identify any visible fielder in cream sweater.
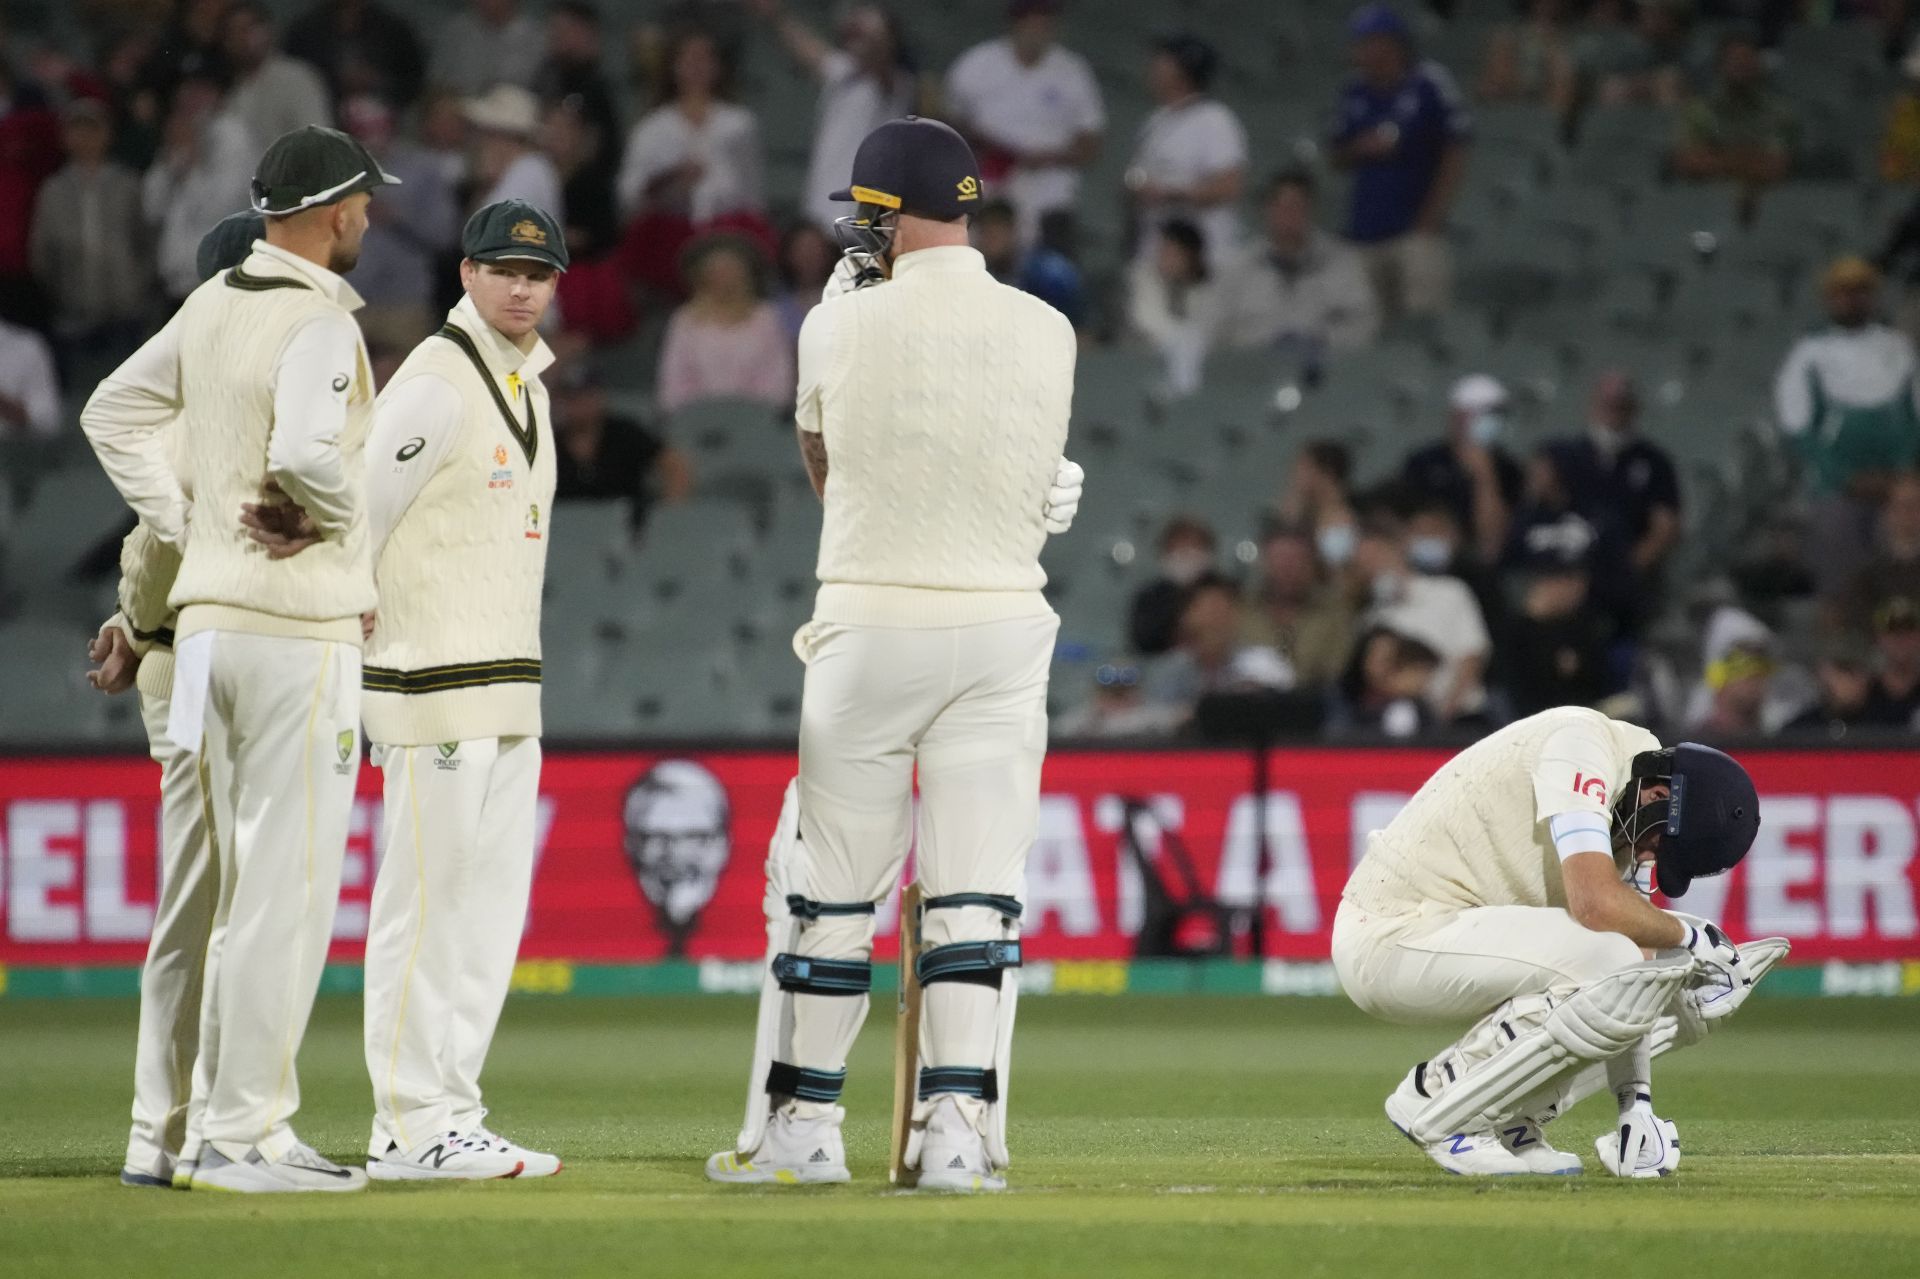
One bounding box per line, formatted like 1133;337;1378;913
80;126;400;1194
355;201;566;1182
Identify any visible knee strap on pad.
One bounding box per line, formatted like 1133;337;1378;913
773;896;875;995
1406;952;1691;1144
917;893;1023;989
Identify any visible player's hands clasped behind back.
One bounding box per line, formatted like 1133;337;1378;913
240;479;322;559
85;623;137;694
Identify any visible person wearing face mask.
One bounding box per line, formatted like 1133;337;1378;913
1128;514;1218;656
1404;494;1504;639
1551;371;1681;626
1355;508;1492;725
1401;374;1524;565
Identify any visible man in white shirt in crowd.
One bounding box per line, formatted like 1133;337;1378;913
143;70;256;303
83;125;399;1193
310;199;570;1182
750;0;917;234
0;316;60;438
431;0;545;97
944;0;1104;246
1220;168;1380;357
1356;509;1492;725
462;85;564;224
1127;32;1246;270
223;2;332;152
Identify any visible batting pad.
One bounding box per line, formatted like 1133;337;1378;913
1407;951;1693;1144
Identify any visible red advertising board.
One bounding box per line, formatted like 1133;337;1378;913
1;748;1917;965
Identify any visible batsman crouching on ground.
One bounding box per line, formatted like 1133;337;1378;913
707;116;1085;1193
1332;706;1791;1178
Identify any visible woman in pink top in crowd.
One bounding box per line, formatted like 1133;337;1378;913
656;233;795;413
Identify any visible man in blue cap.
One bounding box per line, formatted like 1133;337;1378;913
1330;3;1471;322
1333;707;1789;1178
708;117;1083;1194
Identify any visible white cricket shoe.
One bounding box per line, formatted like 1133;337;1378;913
120;1149;176;1188
191;1141;367;1193
469;1125;562;1178
1497;1118;1583;1175
1384;1070;1530;1177
1595;1112;1680;1178
366;1130;530;1181
705;1105;850;1185
914;1096;1007;1193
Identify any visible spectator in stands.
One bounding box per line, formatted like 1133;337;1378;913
750;0;918;234
142;0;234;105
462;84;564;221
1866;595;1920;728
536;2;621;174
0;316;61;439
1126;32;1246;270
944;0;1105;246
1053;661;1180;738
1499;539;1615;718
544;95;618;261
972;198;1084;326
1276;440;1361;571
431;0;544;97
1774;256;1920;595
1880;44;1920;184
0;62;62;329
1551;370;1682;614
1400;373;1523;564
222;2;332;151
1783;637;1889;738
656;233;793;414
1142;574;1295;727
1506;443;1637;634
1240;524;1357;691
285;0;427;110
1671;26;1796;191
1837;471;1920;635
771;221;836;344
1404;493;1502;630
616;29;763;224
418;91;469;190
1335;625;1442;739
553;364;694;530
1683;605;1811;737
29;98;150;377
1330;4;1470;323
1127;220;1220;400
1571;0;1688;110
1476;0;1576;114
1129;514;1218;657
342;95;457;351
1218;168;1380;358
1356;508;1492;724
100;31;166;170
142;69;254;303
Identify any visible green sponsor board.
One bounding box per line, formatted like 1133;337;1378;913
4;960;1917;1000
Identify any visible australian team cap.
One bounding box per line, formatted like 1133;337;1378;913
462;199;570;272
251;125;401;216
828;116;983;221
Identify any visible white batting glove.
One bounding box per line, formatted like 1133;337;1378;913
1596;1105;1679;1179
822;250;883;300
1671;912;1752;1020
1043;457;1084;535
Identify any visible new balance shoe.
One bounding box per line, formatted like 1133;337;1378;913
366;1130;528;1181
914;1096;1007;1193
191;1141;367;1193
120;1149;176;1189
706;1105;850;1185
1497;1118;1583;1175
468;1125;562;1178
1383;1068;1530;1177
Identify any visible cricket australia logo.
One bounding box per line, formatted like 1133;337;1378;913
434;742;461;771
524;502;542;540
334;729;356;775
622;760;732;956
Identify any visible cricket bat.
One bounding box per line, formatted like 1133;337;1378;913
889;881;924;1186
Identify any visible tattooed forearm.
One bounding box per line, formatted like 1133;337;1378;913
798;427;829;499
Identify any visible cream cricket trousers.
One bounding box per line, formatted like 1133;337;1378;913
124;682;219;1174
1331;898;1644;1026
186;632;361;1163
363;736;541;1152
788;614;1057;1081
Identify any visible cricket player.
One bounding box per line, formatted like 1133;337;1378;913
707;116;1084;1193
352;200;566;1180
81;126;397;1193
86;212;265;1189
1332;706;1787;1177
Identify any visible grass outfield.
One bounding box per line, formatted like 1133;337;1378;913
2;995;1917;1277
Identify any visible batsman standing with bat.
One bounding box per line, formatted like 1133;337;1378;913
707;116;1084;1193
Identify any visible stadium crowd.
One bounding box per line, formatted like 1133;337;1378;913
2;0;1919;742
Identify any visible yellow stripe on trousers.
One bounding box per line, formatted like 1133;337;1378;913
382;748;431;1150
260;642;330;1147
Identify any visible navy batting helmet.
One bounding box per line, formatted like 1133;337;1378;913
1611;743;1761;898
